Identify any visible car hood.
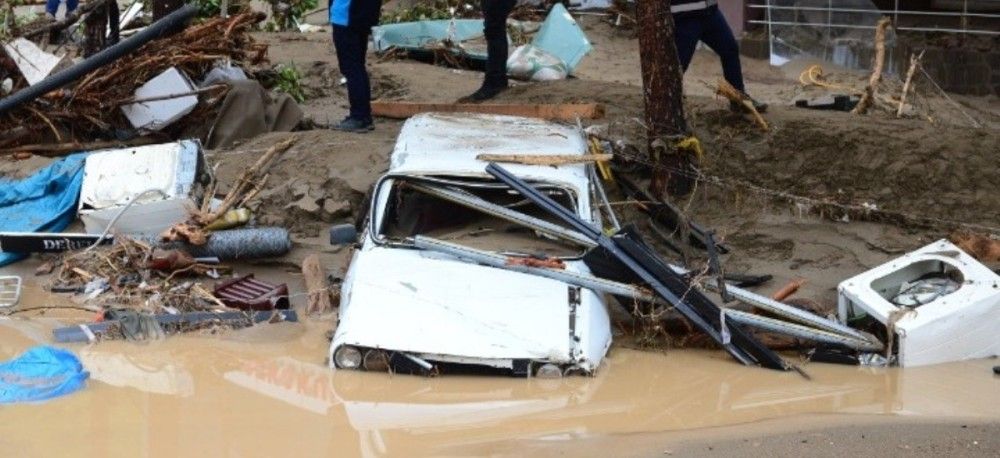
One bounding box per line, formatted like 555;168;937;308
334;246;577;362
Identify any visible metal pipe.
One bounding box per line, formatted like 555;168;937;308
701;280;871;341
413;235;663;305
724;309;883;352
0;4;198;116
408;182;596;248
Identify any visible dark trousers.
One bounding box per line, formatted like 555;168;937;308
482;0;516;87
333;25;372;121
674;6;746;93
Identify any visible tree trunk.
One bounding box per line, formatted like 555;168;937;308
636;0;692;197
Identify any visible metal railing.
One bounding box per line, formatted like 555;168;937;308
748;1;1000;36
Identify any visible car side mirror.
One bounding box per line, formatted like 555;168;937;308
329;224;358;246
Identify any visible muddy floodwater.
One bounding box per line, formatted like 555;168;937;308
0;314;997;457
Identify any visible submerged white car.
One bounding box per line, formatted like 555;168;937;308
328;113;613;377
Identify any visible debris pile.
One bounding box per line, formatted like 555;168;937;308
0;9;270;152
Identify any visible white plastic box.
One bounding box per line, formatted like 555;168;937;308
120;67;198;131
838;239;1000;367
78;140;203;235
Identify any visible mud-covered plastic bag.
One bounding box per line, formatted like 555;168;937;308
506;44;568;81
0;346;89;404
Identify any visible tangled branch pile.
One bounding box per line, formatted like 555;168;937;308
0;12;268;149
48;238;232;313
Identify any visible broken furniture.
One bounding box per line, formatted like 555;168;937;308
52;310;298;343
213;274;290;311
838;239;1000;367
77;140;204;235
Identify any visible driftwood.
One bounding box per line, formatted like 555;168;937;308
196;136;297;226
714;78;768;131
371;101;604;121
302;254;333;315
852;17;891;115
476;153;612;166
896;50;925;118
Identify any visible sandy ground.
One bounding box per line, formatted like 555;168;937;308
1;11;998;457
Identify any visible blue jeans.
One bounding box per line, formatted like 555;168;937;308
46;0;78;16
333;25;372;121
673;6;746;93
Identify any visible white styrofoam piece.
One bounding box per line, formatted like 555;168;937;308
120;67;198;131
116;1;144;33
78;140;201;235
838;239;1000;367
3;38;66;85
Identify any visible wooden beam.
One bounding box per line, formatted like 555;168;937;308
302;254;333;315
371;101;605;121
476;153;612;166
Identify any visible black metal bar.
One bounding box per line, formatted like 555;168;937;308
486;162;788;370
615;174;729;254
0;3;198;116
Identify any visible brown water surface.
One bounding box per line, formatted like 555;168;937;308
0;313;996;457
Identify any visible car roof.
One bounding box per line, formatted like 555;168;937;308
388;113;591;190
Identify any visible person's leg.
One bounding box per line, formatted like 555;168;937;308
482;0;516;87
698;6;745;92
352;28;372;122
45;0;60;17
332;25;373;130
463;0;516;101
672;13;703;73
65;0;78;13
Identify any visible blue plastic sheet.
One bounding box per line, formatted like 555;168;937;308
0;346;89;404
372;19;489;60
533;3;593;73
0;153;87;267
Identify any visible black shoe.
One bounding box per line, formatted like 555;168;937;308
333;117;373;133
460;83;508;103
730;98;768;114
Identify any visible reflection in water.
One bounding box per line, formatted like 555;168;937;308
0;321;995;457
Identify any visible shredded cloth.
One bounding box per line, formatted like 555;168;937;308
106;309;165;341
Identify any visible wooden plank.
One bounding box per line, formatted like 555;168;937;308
302;254;332;315
371;101;605;121
476;153;612;166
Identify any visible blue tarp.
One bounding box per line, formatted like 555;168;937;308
0;346;89;404
533;3;593;73
372;19;489;60
0;154;87;267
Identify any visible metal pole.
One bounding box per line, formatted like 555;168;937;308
413;235;664;305
407;182;596;248
724;309;884;351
